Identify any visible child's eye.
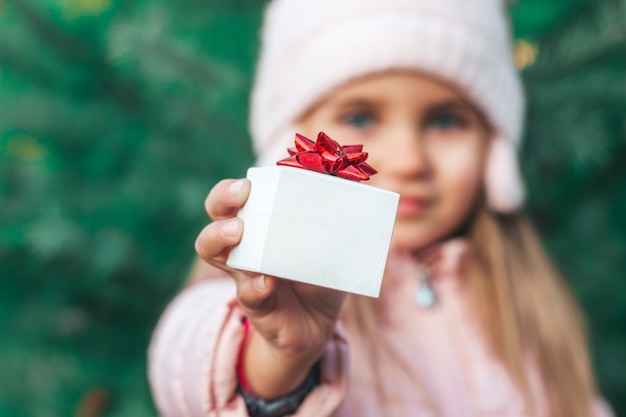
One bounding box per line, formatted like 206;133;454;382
341;111;376;129
426;113;467;130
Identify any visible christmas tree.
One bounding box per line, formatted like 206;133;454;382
514;2;626;413
0;0;624;416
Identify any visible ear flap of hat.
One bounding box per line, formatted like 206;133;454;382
485;135;525;213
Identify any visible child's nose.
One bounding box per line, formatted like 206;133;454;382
388;129;430;177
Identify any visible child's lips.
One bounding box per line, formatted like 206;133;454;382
397;195;431;217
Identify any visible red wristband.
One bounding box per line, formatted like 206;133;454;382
236;318;254;394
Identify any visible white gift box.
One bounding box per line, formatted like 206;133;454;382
226;166;399;297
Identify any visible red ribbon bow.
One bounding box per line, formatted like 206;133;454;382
276;132;377;182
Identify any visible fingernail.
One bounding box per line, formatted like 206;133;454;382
229;180;244;197
255;275;266;291
222;219;240;237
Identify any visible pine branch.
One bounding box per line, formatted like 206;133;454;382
1;0;141;110
528;0;626;76
0;41;57;86
5;0;97;64
108;8;243;93
530;66;626;104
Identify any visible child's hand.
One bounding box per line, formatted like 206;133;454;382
195;178;348;399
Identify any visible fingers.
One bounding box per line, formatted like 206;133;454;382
197;178;250;268
195;218;244;263
199;177;280;315
235;274;278;313
205;179;250;221
194;218;277;312
197;178;276;306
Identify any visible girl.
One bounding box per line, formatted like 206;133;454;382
148;0;614;416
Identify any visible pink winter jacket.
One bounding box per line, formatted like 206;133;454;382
148;240;614;417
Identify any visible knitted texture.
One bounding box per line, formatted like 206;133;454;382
250;0;526;212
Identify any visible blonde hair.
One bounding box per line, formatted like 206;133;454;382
342;205;599;417
468;207;597;417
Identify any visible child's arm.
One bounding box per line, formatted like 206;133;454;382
148;277;348;417
195;178;348;399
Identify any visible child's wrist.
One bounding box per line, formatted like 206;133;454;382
240;319;323;399
244;316;328;365
259;331;325;368
236;361;320;417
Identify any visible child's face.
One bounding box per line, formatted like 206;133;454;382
298;72;490;251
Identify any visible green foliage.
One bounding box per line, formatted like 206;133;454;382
0;0;260;415
512;0;626;411
0;0;624;416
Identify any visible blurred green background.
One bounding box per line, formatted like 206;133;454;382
0;0;624;416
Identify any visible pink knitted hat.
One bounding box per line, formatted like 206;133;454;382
249;0;526;212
